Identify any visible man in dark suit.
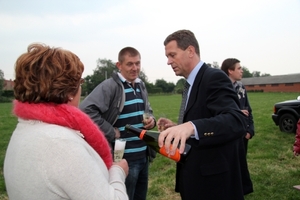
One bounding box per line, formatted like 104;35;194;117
157;30;249;200
221;58;254;195
221;58;255;155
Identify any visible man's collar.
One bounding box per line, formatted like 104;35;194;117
233;81;243;87
186;60;204;86
117;72;141;84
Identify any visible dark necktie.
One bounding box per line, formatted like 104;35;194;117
178;81;190;124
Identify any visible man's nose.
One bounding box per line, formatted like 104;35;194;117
132;63;139;69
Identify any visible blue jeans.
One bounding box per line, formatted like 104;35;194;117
125;157;149;200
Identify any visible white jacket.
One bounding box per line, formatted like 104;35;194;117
4;118;128;200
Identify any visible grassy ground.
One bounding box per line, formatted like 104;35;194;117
0;102;16;200
146;92;300;200
1;92;300;199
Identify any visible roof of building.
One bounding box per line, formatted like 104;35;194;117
241;73;300;85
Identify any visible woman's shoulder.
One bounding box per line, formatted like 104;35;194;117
15;119;84;142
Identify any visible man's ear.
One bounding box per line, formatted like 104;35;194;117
187;45;195;58
228;69;234;75
116;62;121;70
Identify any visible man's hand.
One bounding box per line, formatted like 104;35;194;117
158;121;194;156
245;132;251;139
143;116;156;130
114;127;121;138
157;117;176;132
241;109;249;116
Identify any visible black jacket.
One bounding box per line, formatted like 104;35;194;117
176;63;250;200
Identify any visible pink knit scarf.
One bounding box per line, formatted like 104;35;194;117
13;100;113;169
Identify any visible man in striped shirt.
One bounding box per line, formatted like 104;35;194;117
80;47;156;200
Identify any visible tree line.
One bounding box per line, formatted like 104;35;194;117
0;60;271;100
208;62;271;78
80;58;180;96
81;59;271;95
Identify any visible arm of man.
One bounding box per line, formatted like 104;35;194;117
80;81;120;143
159;69;248;154
191;70;247;146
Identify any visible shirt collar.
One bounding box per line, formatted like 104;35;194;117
233;81;242;87
117;72;141;84
186;60;204;86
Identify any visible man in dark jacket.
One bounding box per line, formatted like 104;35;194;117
221;58;255;154
157;30;249;200
221;58;255;195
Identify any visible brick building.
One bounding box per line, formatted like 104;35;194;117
3;79;14;90
241;73;300;92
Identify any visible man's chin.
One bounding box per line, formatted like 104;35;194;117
174;71;181;76
130;75;138;79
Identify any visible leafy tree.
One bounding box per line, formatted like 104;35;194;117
242;67;270;78
166;82;176;93
176;78;186;86
138;69;156;93
192;62;271;79
242;67;252;78
252;71;261;77
81;75;92;96
261;73;271;77
95;58;117;81
154;79;175;93
175;78;186;93
155;79;168;93
145;82;160;93
139;69;148;83
82;58;117;95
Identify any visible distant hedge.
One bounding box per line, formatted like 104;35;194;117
247;90;264;93
2;90;14;97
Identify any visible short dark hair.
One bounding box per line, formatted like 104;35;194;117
221;58;240;75
118;47;140;63
14;43;84;103
164;29;200;56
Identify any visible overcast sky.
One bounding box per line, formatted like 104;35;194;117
1;0;299;84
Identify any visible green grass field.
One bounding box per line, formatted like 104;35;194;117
0;101;16;200
1;92;300;199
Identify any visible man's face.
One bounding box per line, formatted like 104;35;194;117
229;63;243;81
117;54;141;82
165;40;190;78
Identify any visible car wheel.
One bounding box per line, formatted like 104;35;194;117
279;113;297;133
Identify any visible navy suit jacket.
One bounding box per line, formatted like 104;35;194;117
176;63;249;200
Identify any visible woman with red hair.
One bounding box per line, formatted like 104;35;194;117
4;43;129;200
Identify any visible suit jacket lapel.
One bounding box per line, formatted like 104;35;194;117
185;63;209;115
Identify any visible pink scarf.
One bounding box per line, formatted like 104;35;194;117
13;100;113;169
